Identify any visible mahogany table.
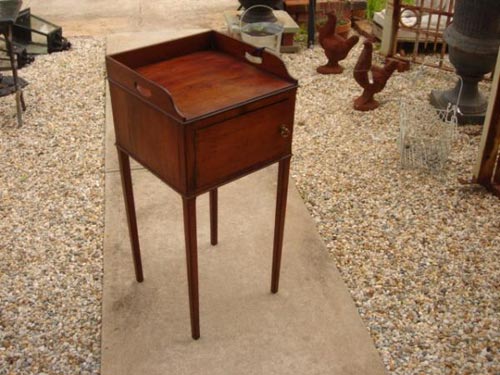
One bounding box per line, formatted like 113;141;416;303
106;31;298;339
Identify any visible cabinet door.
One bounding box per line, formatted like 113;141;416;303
194;99;294;190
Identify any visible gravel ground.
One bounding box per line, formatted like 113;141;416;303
0;38;105;374
0;33;498;375
282;43;499;375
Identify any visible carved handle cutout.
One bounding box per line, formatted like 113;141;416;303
245;52;263;64
135;82;152;97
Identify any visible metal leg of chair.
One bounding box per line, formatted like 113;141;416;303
20;90;26;111
6;25;23;127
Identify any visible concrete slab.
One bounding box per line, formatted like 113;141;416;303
140;1;234;31
102;32;387;375
23;0;235;36
23;0;141;36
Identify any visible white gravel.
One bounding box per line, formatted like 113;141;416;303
282;42;499;375
0;31;498;375
0;38;105;375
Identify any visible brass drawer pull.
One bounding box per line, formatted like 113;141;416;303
279;125;290;138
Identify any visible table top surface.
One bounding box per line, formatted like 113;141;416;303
135;50;293;119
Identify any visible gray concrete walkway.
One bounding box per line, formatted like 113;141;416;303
101;30;387;375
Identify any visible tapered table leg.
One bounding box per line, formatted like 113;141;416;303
271;157;291;293
209;189;218;246
117;149;144;282
183;196;200;339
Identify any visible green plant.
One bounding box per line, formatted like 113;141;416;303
367;0;386;20
337;18;349;26
366;0;415;20
294;23;308;43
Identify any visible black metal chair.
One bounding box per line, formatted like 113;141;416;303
0;0;26;127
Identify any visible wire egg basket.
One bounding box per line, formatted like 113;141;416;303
398;72;461;172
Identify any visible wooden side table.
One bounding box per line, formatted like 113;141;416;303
106;31;298;339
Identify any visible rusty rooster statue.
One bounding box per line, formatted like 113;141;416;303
317;11;359;75
353;40;401;111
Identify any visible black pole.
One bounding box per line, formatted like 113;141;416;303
307;0;316;48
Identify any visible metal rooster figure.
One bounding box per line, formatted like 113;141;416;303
316;11;359;75
353;40;402;111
